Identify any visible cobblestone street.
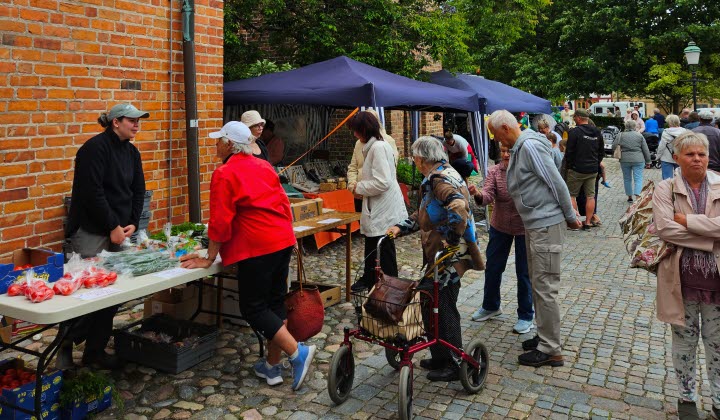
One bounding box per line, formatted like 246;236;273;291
12;159;703;419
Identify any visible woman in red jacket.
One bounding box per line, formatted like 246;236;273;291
180;121;315;391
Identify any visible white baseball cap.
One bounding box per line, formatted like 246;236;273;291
209;121;251;144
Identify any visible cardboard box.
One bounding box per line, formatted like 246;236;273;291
0;249;64;294
143;282;216;325
0;359;62;415
0;318;42;340
152;286;197;304
289;198;323;222
289;281;341;308
60;386;112;420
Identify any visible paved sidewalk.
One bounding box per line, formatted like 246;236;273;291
9;159;703;419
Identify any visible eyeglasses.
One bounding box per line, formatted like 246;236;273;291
250;123;265;129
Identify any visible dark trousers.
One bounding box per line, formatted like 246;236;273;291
483;226;533;321
60;228;121;353
450;158;474;179
236;246;293;341
361;235;398;286
422;281;462;364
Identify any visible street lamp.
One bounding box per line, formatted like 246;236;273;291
684;41;702;111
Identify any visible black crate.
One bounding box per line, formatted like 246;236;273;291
114;315;218;374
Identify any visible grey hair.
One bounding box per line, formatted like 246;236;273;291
533;114;556;130
220;137;253;155
674;131;709;154
487;110;517;130
624;119;636;131
666;114;681;127
412;136;448;164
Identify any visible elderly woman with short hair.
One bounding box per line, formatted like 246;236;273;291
180;121;315;391
653;131;720;419
387;136;484;382
658;114;689;180
612;119;651;203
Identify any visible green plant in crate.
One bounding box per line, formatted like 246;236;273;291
59;371;123;412
396;159;422;189
149;222;206;242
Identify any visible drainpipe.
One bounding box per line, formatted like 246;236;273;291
167;0;174;224
182;0;201;222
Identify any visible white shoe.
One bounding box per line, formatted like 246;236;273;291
471;308;502;322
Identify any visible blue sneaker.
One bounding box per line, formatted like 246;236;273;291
601;181;611;188
290;343;316;391
253;359;283;386
471;308;502;322
513;319;534;334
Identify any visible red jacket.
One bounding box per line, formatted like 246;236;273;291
208;153;296;265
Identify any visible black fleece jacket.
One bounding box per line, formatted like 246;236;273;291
565;124;604;174
66;129;145;237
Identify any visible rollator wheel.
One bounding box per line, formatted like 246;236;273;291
385;348;402;371
398;365;413;420
459;338;489;394
328;345;355;404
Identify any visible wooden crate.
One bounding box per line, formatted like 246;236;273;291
290;281;341;308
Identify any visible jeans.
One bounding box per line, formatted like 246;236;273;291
661;161;678;180
482;226;533;321
620;162;645;196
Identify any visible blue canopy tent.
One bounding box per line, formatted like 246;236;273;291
224;56;479;113
430;70;553;175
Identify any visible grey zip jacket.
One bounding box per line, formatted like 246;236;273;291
506;130;577;229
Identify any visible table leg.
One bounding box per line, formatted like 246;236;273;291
216;277;223;329
345;223;352;302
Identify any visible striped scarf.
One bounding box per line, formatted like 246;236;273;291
681;176;718;276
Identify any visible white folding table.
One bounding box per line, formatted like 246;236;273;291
0;262;228;418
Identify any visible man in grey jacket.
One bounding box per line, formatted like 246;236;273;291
488;110;581;367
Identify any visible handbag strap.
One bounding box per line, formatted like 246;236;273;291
294;247;305;292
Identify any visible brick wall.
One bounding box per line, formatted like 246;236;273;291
0;0;224;262
327;109;446;163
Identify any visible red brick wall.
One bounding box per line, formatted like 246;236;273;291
0;0;224;262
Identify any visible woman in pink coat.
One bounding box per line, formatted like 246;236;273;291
653;131;720;419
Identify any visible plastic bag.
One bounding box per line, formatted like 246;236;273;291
23;270;55;303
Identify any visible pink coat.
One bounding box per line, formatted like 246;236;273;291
652;170;720;326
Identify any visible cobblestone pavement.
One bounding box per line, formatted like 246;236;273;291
9;159;710;419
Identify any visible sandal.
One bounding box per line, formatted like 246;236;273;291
591;220;603;227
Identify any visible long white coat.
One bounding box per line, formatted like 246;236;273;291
354;137;408;237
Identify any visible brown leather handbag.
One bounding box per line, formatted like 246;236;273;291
363;272;418;324
285;249;325;341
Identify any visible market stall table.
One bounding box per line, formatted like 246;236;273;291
293;211;361;302
301;190;360;249
0;261;223;418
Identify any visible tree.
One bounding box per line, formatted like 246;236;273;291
223;0;474;80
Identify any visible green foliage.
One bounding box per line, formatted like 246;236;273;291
396;159;422;189
149;222;206;242
59;371;122;412
224;0;474;80
589;116;624;129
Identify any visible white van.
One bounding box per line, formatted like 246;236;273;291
590;101;647;118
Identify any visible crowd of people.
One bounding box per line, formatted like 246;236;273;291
63;102;720;413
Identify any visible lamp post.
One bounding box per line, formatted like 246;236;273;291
684;41;702;111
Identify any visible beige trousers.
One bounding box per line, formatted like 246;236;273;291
525;222;564;356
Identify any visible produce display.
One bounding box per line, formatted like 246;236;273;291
0;366;37;390
6;270;56;303
99;249;178;277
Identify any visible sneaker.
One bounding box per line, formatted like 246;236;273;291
513;319;534;334
601;181;611;188
677;400;699;419
290;343;316;391
522;335;540;351
627;196;634;203
582;224;591;231
471;308;502;322
518;349;564;367
253;359;283;386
